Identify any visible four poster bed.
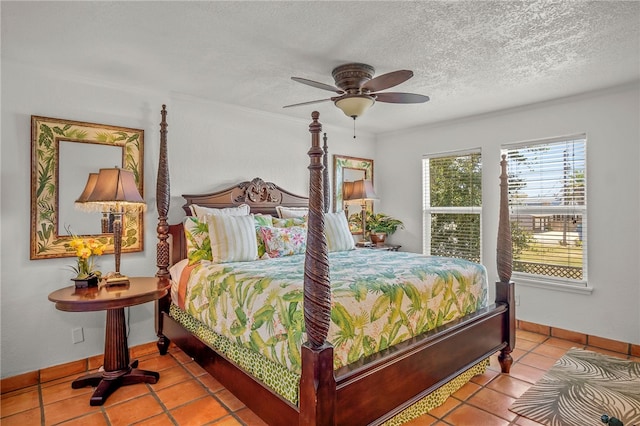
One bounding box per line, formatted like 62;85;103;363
154;105;516;425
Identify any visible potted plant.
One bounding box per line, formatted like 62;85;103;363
65;226;105;288
365;212;404;244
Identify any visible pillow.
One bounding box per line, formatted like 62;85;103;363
253;214;273;227
183;216;212;265
276;206;308;219
260;226;307;258
325;212;356;252
273;216;307;228
253;214;274;258
191;203;250;218
207;214;258;263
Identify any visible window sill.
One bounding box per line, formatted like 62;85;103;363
512;273;594;295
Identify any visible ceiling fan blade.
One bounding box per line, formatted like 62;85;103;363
283;98;333;108
291;77;343;94
362;70;413;92
374;92;430;104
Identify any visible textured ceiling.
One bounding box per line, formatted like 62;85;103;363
2;1;639;134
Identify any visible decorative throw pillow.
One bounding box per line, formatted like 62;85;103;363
253;214;273;227
325;212;356;252
273;216;307;228
260;226;307;258
276;206;308;219
253;214;274;258
191;203;250;218
207;214;258;263
183;216;212;265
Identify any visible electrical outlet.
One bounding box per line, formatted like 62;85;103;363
72;327;84;344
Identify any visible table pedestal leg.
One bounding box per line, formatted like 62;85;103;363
71;308;160;406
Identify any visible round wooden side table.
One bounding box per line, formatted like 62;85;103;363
48;277;171;406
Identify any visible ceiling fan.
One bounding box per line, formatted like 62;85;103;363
284;63;430;120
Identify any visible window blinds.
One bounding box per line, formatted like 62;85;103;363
422;151;482;263
503;135;587;283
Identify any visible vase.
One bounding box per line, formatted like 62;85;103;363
370;232;387;245
71;274;99;289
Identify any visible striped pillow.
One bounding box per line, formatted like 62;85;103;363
191;203;250;218
325;212;355;252
206;214;258;263
276;206;308;218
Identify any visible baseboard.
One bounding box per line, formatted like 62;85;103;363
517;320;640;358
0;341;159;395
3;322;638;395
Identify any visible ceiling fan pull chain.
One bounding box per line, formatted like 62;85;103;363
353;117;357;139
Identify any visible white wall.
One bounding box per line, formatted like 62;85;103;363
375;83;640;346
3;58;638;379
0;61;375;378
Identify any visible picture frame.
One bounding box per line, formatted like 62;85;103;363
30;116;144;259
333;155;374;234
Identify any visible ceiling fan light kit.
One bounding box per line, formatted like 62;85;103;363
285;62;430;120
335;95;375;119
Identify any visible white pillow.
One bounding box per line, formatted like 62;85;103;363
206;214;258;263
324;212;355;252
191;203;250;218
276;206;308;219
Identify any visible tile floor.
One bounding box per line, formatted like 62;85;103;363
2;329;637;425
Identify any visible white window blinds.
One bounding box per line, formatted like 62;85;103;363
422;151;482;263
503;135;587;283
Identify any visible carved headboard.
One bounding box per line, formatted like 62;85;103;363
181;177;308;216
168;177;309;265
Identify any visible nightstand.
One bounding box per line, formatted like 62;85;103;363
48;277;171;406
357;243;401;251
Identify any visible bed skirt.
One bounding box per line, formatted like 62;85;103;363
169;303;489;423
382;358;489;425
170;303;300;403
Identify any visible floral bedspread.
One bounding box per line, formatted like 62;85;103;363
174;250;488;374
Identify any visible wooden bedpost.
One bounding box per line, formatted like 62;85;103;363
323;133;330;213
156;104;170;279
299;112;336;425
496;154;516;373
155;104;171;355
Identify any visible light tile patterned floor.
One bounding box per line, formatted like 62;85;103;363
2;330;637;425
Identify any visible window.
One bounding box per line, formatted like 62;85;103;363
503;135;587;285
422;151;482;262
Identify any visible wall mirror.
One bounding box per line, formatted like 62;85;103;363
333;155;374;234
30;116;144;259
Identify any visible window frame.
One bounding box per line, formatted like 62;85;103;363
502;134;589;291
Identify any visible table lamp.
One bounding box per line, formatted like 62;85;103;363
78;167;145;284
343;179;378;241
75;172;112;233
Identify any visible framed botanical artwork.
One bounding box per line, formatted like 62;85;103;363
30;116;144;259
333;155;374;234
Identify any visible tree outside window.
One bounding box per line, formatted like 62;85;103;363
422;151;482;263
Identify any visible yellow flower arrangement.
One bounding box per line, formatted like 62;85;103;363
66;227;106;279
